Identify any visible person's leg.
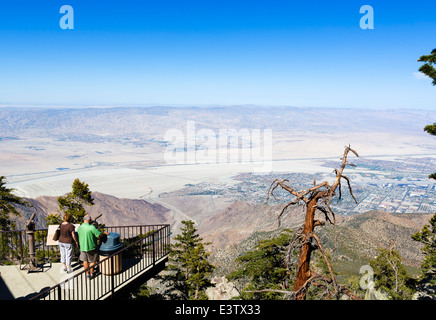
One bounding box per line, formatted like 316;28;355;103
80;251;90;275
59;243;67;271
88;250;99;279
83;260;89;275
89;262;96;275
65;243;73;272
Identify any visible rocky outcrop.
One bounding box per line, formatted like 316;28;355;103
206;277;240;300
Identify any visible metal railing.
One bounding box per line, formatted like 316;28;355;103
0;224;169;267
30;224;170;300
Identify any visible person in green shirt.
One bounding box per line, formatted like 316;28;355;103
77;215;109;279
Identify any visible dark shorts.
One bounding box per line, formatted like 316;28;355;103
79;249;99;263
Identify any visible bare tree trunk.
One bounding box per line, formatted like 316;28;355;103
293;197;317;300
389;240;399;294
195;285;199;300
269;146;359;300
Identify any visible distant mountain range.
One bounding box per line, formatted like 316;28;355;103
1;106;436;140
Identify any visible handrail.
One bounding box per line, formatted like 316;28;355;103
29;224;170;300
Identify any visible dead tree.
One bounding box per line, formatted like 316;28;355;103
267;146;359;300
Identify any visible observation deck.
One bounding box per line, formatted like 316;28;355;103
0;224;170;300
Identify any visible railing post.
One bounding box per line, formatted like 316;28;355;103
19;231;24;264
110;255;115;298
165;225;169;255
139;226;143;255
152;232;156;266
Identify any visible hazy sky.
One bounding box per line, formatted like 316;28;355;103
1;0;436;109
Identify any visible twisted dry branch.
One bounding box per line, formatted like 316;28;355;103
245;271;362;300
269;145;359;227
308;232;339;297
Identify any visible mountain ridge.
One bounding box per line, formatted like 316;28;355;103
2;106;435;139
14;192;174;229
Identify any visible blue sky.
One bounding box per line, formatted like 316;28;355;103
0;0;436;109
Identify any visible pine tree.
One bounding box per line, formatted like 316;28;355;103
0;176;29;231
412;213;436;289
418;49;436;179
414;50;436;298
228;229;295;300
369;247;415;300
45;178;94;225
161;220;215;300
418;48;436;85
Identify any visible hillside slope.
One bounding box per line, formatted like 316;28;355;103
199;201;432;276
14;192;173;229
319;210;432;272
